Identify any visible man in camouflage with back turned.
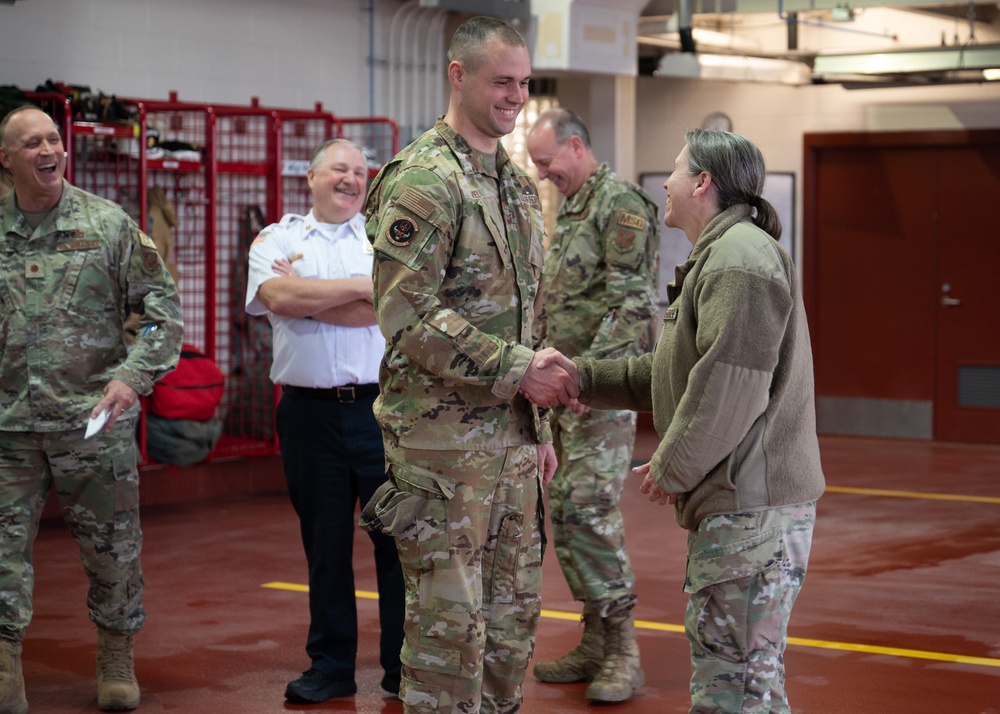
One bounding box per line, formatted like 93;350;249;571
0;106;183;714
526;107;659;705
362;15;578;714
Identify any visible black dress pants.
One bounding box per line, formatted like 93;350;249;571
276;389;404;684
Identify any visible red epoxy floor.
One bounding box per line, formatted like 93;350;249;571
20;435;1000;713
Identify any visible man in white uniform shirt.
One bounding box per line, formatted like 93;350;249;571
245;139;404;703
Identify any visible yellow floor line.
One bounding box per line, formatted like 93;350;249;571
825;485;1000;504
262;583;1000;669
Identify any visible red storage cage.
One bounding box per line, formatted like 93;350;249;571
13;90;398;467
135;97;214;355
337;116;400;179
273;106;341;217
209;105;281;459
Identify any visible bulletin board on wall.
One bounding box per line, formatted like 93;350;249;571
640;172;796;306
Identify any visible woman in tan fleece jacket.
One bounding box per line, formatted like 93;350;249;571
537;129;825;713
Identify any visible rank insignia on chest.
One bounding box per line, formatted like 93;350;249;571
664;307;678;321
388;217;417;247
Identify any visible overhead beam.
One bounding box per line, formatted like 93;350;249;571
642;0;992;14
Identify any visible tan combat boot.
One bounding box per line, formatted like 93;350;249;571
585;609;644;703
96;630;140;711
0;638;28;714
533;606;604;683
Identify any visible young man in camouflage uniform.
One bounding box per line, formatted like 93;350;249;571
526;108;659;704
0;106;183;713
363;16;578;714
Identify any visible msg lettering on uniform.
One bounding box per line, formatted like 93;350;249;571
617;211;647;231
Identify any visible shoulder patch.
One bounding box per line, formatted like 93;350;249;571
387;216;418;247
613;229;637;254
139;232;157;250
396;185;437;222
141;249;162;276
617;210;647;231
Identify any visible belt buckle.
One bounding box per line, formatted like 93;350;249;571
336;386;356;403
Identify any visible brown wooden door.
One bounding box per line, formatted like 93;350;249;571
934;145;1000;443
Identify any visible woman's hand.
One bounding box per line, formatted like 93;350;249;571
633;462;678;506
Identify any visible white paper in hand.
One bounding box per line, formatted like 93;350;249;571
85;409;109;439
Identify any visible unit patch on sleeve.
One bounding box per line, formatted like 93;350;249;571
387;217;418;247
142;250;162;275
613;229;636;253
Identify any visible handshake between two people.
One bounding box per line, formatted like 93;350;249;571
518;347;587;415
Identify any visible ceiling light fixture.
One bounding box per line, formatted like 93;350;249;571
813;42;1000;78
656;52;812;85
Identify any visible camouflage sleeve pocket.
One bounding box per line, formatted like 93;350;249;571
683;526;783;594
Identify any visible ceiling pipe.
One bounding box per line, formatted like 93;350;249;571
678;0;696;53
777;0;899;41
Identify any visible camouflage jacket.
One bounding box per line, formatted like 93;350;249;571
544;163;659;361
365;118;551;450
0;180;183;432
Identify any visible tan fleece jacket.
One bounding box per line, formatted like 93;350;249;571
576;205;825;530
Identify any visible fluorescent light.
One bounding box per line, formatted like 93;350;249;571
656;52;812;85
813;43;1000;76
984;68;1000;81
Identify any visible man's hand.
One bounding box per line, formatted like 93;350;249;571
272;257;297;277
633;461;677;506
538;443;558;487
519;349;580;408
93;379;139;433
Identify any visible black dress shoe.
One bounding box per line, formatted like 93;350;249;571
380;672;401;698
284;668;356;703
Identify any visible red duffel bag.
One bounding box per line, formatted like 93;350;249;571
147;343;225;422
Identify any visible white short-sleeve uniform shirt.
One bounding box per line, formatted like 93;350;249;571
245;210;383;388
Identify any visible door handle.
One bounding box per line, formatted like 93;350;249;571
941;296;962;306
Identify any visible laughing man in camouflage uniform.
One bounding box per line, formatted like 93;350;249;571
526;108;659;704
363;16;580;714
0;106;183;714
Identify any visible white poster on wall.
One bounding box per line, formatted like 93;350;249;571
640;172;795;306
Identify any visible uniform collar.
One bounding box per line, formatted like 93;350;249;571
688;204;754;264
303;209;366;242
433;117;512;179
1;179;73;240
561;162;610;216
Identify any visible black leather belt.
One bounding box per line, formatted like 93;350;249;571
281;384;379;403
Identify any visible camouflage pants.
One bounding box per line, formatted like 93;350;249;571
683;502;816;714
0;418;145;639
549;407;637;614
383;443;543;714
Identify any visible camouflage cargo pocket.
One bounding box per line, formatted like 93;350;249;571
683;526;783;594
398;672;459;712
359;478;424;536
385;458;455;572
